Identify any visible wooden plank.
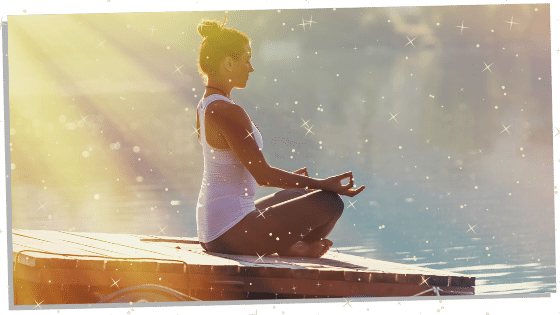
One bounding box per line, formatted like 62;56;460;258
13;230;474;289
15;265;473;299
132;237;474;286
14;229;135;258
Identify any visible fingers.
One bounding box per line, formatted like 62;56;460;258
340;185;366;197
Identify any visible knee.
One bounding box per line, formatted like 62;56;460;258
317;190;344;215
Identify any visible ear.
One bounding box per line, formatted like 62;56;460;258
222;56;234;72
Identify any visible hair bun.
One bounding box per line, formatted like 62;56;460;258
198;19;224;39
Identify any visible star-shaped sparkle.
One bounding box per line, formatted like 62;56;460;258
298;17;307;31
405;36;416;47
110;277;121;289
456;20;469;34
304;125;315;136
301;118;311;128
306;16;317;28
482;62;494;73
504;16;519;30
37;202;47;211
466;223;477;234
254;252;266;263
343;298;353;308
501;123;512;135
34;300;44;309
148;24;158;36
256;208;267;219
245;129;255;139
157;225;167;235
346;199;357;210
97;39;106;48
387;112;399;123
173;64;183;75
191;126;200;135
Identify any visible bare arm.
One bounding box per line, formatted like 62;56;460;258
211;102;365;197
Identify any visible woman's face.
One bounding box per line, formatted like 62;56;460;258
231;43;254;88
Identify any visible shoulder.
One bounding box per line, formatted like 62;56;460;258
207;100;248;119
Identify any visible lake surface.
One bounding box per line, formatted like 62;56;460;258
8;5;555;296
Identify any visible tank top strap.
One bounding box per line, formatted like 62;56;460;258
198;94;235;112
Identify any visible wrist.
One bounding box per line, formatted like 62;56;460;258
314;178;326;191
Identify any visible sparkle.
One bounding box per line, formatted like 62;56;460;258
466;223;477;234
300;118;311;128
482;62;494;73
110;277;121;289
97;39;106;48
245;129;255;139
460;87;464;91
353;46;358;51
157;225;168;235
500;123;512;135
420;276;431;285
316;281;321;286
306;15;317;28
387;112;399;123
298;17;307;31
173;64;183;75
79;114;90;125
426;139;431;144
148;24;158;35
346;199;357;210
405;36;416;47
255;252;266;263
34;300;44;309
37;202;47;211
304;125;315;136
191;126;200;135
256;208;267;219
343;298;353;308
504;16;519;30
554;127;559;137
456;20;469;34
254;106;259;111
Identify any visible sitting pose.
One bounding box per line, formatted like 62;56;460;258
195;17;365;258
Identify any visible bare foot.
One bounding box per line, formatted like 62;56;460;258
278;239;332;258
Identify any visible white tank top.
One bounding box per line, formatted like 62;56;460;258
195;94;264;243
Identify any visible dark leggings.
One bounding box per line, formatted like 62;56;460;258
200;189;345;256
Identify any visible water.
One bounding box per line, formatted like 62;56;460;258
8;6;555;295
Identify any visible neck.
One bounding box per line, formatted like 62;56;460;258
205;79;232;98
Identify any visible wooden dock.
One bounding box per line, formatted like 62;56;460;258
12;229;475;305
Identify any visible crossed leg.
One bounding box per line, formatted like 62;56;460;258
201;189;345;257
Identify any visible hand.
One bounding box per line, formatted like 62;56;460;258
293;167;309;177
320;171;365;197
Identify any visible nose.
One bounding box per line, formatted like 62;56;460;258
249;64;254;73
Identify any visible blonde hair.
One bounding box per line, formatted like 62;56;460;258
197;15;250;82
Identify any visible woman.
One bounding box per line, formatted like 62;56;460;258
195;17;365;258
